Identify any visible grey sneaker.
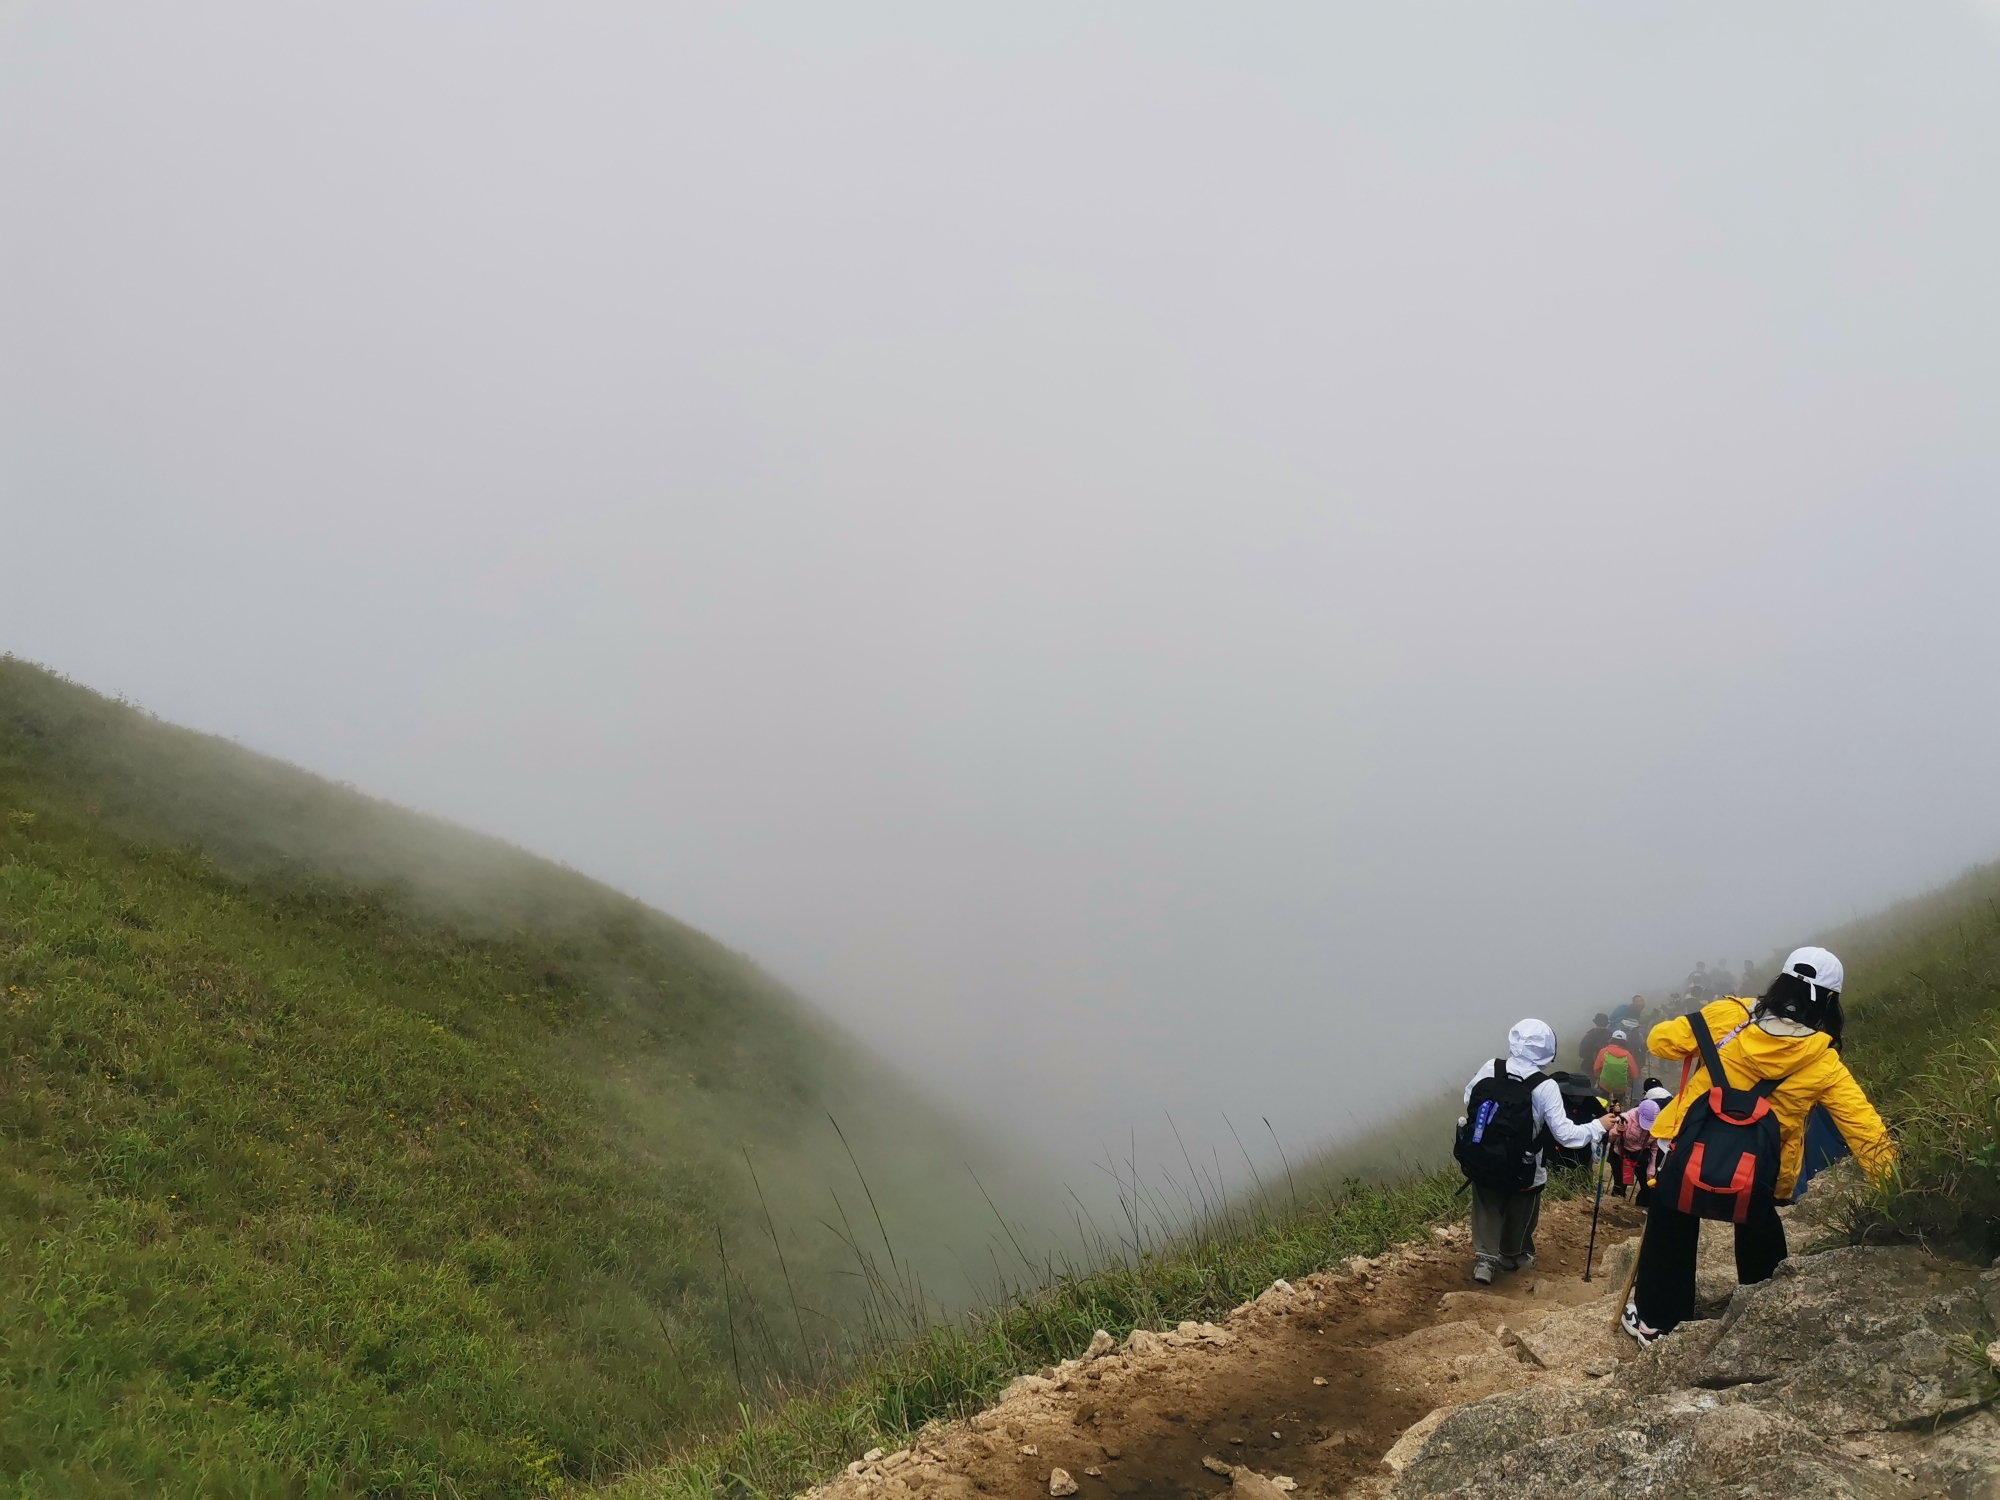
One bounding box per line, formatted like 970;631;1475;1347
1473;1260;1494;1285
1512;1253;1536;1273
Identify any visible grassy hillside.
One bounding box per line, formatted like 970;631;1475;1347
1818;859;2000;1253
0;658;1040;1498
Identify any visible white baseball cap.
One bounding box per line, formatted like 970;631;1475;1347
1611;1029;1627;1041
1781;946;1844;994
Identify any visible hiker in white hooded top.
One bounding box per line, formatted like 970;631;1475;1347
1455;1019;1609;1285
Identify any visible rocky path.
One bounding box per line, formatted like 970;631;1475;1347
813;1194;1651;1500
814;1177;2000;1500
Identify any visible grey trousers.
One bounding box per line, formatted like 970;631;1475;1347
1471;1183;1542;1270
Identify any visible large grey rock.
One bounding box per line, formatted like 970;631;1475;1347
1695;1219;1740;1308
1782;1158;1871;1247
1907;1408;2000;1500
1396;1385;1914;1499
1390;1246;2000;1499
1689;1247;1995;1431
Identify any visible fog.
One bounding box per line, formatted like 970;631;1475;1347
7;4;2000;1186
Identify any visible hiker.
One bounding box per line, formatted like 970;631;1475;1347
1455;1019;1610;1285
1740;959;1758;997
1714;960;1733;995
1684;961;1711;994
1578;1013;1613;1073
1618;1081;1672;1203
1609;997;1649;1070
1606;1103;1637;1198
1594;1029;1638;1108
1548;1072;1610;1175
1624;947;1896;1346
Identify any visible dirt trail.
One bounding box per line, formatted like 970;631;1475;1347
814;1195;1670;1500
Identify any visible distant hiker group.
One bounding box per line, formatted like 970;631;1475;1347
1679;958;1758;1004
1453;946;1895;1347
1572;959;1759;1102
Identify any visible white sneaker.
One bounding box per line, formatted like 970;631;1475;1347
1621;1302;1661;1348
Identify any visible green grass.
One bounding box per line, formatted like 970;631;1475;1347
1819;861;2000;1255
0;659;1027;1497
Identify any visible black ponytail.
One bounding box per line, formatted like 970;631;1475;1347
1753;970;1842;1046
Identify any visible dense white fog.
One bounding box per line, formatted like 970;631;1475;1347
6;3;2000;1189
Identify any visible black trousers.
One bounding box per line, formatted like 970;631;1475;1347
1631;1194;1787;1334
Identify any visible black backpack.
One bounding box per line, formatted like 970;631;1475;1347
1653;1012;1787;1222
1454;1060;1547;1191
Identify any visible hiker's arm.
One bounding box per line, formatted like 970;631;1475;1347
1531;1080;1603;1149
1646;1015;1695;1061
1818;1064;1897;1184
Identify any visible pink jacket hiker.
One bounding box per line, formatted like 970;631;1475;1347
1614;1099;1660;1155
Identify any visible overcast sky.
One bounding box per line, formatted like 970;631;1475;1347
7;3;2000;1188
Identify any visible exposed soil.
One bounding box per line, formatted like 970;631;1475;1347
814;1195;1658;1500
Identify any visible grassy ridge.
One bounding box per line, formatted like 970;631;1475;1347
1826;860;2000;1254
0;660;1030;1497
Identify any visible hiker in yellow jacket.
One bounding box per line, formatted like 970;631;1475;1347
1623;946;1894;1346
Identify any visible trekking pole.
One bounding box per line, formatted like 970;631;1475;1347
1582;1134;1608;1282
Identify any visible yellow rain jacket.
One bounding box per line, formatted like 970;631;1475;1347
1647;996;1895;1201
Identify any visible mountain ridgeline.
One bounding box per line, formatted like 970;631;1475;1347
0;658;1047;1497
